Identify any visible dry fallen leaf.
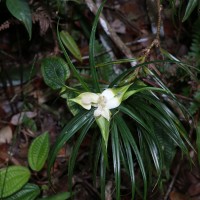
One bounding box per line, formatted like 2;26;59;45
170;191;191;200
10;111;37;125
0;126;12;144
111;19;126;34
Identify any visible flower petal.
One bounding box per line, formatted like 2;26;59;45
106;97;120;109
94;107;111;121
80;92;99;104
94;108;102;117
70;98;92;110
101;89;115;100
70;92;99;110
101;107;111;121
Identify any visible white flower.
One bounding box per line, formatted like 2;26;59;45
71;85;131;121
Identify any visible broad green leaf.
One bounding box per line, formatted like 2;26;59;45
4;183;40;200
60;31;82;62
28;132;50;171
57;22;89;92
182;0;198;22
6;0;32;39
41;57;70;90
0;166;30;198
37;192;72;200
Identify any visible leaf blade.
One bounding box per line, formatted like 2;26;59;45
0;166;30;198
60;31;82;62
41;56;70;90
28;132;50;171
89;0;107;92
6;0;32;39
111;121;121;200
4;183;40;200
182;0;198;22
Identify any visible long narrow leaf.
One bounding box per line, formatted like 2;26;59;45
111;121;121;200
115;115;147;199
119;105;151;133
139;127;162;177
92;137;102;187
115;115;136;199
48;110;93;176
182;0;198;22
109;59;198;87
89;0;107;92
138;130;153;186
100;146;106;200
142;94;190;153
68;117;95;191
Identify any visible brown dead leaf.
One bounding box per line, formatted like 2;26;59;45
188;183;200;197
111;19;126;34
10;111;37;125
105;180;113;200
170;191;191;200
0;126;12;144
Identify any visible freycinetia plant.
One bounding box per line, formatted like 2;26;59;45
41;1;193;200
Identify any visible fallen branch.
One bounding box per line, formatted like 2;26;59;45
85;0;136;66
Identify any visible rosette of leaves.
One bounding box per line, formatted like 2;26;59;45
42;1;192;199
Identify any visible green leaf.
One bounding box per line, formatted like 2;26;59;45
89;0;107;92
182;0;198;22
94;40;115;82
95;116;110;148
6;0;32;39
28;132;50;171
100;149;106;200
41;57;70;90
68;117;95;191
60;88;83;116
4;183;40;200
57;22;89;92
37;192;72;200
0;166;30;198
92;137;102;187
22;115;37;132
48;110;93;177
142;94;190;153
196;122;200;166
111;122;121;200
60;31;82;62
115;115;147;199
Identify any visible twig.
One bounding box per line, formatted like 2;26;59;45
164;161;182;200
74;175;101;199
143;0;162;60
85;0;136;67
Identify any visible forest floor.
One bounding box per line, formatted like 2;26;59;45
0;0;200;199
